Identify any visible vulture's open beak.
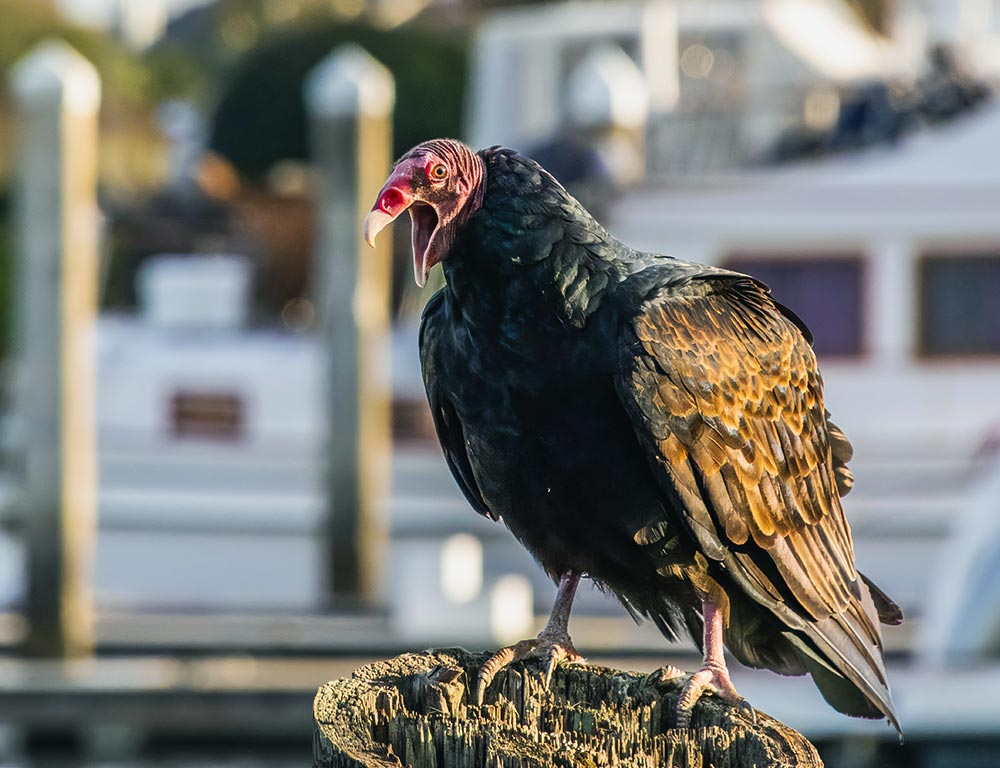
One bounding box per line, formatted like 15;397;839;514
363;174;413;248
364;161;445;288
363;209;393;249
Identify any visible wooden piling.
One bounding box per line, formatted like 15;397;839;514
305;45;394;607
314;649;824;767
11;39;101;658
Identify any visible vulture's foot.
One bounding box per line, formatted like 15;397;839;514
667;597;757;728
673;663;755;728
476;571;584;705
475;633;584;705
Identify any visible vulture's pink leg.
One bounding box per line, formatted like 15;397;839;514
476;571;584;704
673;599;754;727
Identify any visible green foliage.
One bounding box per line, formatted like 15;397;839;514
0;0;150;107
208;21;468;181
0;0;210;105
141;46;205;103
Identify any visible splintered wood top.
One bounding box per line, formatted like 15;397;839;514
313;648;823;768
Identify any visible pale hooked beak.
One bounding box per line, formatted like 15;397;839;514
363;209;394;248
363;170;414;248
364;158;445;288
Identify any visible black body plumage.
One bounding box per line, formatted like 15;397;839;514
418;147;901;731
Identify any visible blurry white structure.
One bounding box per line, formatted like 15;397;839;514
112;0;169;49
94;304;326;609
760;0;897;80
58;0;207;47
467;0;678;151
490;575;535;644
566;45;651;131
138;255;253;331
440;533;482;604
567;45;650;185
468;0;910;177
919;457;1000;664
893;0;1000;78
668;0;907;171
611;102;1000;621
390;533;533;645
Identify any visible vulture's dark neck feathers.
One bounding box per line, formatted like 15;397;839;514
442;147;631;332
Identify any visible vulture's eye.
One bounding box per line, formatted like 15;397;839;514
429;163;448;181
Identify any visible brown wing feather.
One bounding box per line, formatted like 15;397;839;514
617;275;899;729
622;276;862;621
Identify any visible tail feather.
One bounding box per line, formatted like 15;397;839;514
800;654;884;719
862;573;903;626
790;586;901;735
723;550;901;735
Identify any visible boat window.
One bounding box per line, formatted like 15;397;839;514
722;254;865;358
920;254;1000;357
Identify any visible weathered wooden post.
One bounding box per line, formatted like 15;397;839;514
305;45;394;606
313;650;825;767
11;40;101;657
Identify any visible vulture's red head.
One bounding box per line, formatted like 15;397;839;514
364;138;486;287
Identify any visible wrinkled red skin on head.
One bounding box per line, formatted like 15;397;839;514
365;140;486;286
371;153;456;233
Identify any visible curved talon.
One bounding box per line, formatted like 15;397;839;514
478;572;584;706
675;665;750;728
543;650;562;687
656;664;687;684
475;636;583;705
672;599;757;728
738;698;757;725
540;636;583;686
476;644;519;705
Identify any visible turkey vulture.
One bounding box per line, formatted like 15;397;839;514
364;139;902;732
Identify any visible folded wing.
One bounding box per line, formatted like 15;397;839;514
614;272;899;732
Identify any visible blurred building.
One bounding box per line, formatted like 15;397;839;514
467;0;997;179
469;0;900;175
896;0;1000;78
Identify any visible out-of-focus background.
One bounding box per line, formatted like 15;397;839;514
0;0;998;765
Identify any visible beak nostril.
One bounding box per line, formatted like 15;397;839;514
380;188;404;213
